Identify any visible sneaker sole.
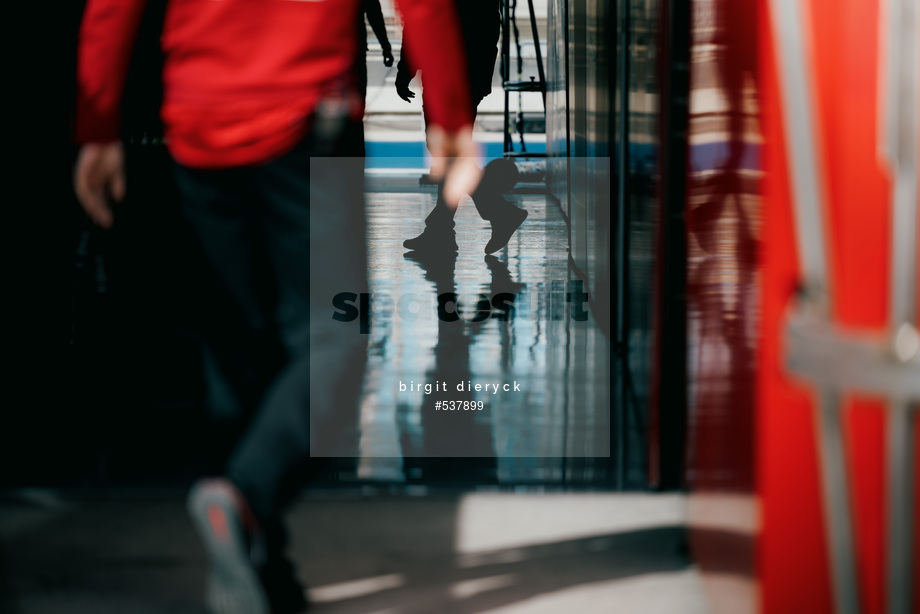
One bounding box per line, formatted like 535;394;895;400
188;483;270;614
402;240;459;252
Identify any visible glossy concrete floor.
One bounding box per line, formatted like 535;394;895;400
348;179;611;484
0;489;710;614
0;178;668;614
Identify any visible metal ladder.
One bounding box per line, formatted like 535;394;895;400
501;0;547;158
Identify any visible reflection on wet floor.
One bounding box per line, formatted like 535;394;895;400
355;181;611;482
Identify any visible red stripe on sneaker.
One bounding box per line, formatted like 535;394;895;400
207;504;230;542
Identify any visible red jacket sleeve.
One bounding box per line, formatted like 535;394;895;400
75;0;147;143
394;0;474;131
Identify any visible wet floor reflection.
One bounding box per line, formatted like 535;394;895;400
356;183;611;482
398;248;498;481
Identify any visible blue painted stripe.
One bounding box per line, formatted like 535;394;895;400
364;140;760;171
365;140;547;168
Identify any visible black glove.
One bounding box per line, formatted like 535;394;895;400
382;46;394;67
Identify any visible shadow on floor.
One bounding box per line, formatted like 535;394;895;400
0;491;696;614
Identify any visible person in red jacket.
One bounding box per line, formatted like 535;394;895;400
73;2;480;613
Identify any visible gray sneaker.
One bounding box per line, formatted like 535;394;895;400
188;479;271;614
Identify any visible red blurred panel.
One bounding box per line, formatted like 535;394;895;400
758;0;897;612
843;397;888;614
756;0;835;610
806;0;891;611
692;0;913;610
808;0;891;328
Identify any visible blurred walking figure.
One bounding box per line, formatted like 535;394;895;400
72;1;477;613
361;0;395;90
396;0;528;255
354;0;395;153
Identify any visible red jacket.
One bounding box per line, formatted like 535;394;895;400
76;0;472;168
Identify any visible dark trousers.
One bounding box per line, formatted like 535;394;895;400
173;122;367;522
417;0;503;233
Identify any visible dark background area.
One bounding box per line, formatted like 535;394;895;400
4;0;679;493
5;1;214;488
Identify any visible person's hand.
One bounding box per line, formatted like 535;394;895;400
382;47;394;67
395;71;415;102
426;124;482;208
74;142;125;229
